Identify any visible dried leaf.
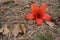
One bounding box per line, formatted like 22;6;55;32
20;23;26;34
12;24;22;37
0;28;3;33
3;24;9;35
46;22;55;28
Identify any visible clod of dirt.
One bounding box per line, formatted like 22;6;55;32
51;16;60;25
52;16;59;22
0;0;14;7
1;7;9;10
11;24;22;37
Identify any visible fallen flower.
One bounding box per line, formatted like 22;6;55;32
25;3;51;26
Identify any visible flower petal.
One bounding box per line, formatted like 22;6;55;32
31;3;39;14
42;14;51;21
25;13;34;20
39;3;47;13
36;18;43;26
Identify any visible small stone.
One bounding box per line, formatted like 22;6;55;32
46;21;55;28
27;20;34;25
25;5;30;8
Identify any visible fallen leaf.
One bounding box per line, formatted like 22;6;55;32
20;23;27;34
0;28;3;33
12;24;22;37
3;24;9;35
46;22;55;28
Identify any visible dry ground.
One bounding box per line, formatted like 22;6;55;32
0;0;60;40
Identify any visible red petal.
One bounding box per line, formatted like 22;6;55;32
39;3;47;14
42;14;51;21
36;18;43;26
31;3;39;14
25;13;34;20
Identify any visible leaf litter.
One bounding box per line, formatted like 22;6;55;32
0;0;60;40
11;23;26;37
0;24;9;35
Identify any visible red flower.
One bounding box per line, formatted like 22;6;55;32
25;3;51;26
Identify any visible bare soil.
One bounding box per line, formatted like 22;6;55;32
0;0;60;40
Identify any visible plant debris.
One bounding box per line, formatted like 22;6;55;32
0;0;60;40
2;24;9;35
11;24;22;37
45;21;55;28
20;23;27;35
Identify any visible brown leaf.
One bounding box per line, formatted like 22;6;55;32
20;23;27;34
3;24;9;35
12;24;22;37
0;28;3;33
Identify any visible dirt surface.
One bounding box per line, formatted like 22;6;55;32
0;0;60;40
